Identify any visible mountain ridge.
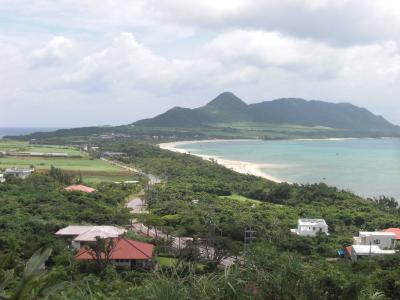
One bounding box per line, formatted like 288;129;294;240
134;92;399;132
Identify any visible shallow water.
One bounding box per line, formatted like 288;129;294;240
177;138;400;200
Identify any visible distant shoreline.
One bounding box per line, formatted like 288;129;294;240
158;137;367;183
159;139;283;183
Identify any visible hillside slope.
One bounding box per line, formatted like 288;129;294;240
134;92;399;132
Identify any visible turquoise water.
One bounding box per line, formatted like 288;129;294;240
177;138;400;200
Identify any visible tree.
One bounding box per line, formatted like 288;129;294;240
85;237;116;272
374;196;398;210
49;165;73;184
0;248;66;300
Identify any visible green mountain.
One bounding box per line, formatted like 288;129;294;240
135;92;399;132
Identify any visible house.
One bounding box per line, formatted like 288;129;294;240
290;218;329;236
64;184;96;193
353;231;396;249
55;225;126;250
345;245;396;262
4;167;34;179
381;228;400;241
75;237;154;269
0;173;5;183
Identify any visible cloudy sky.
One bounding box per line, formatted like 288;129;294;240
1;0;400;127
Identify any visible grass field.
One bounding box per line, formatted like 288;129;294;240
84;175;139;183
156;257;178;267
0;140;83;155
219;193;261;205
0;140;134;183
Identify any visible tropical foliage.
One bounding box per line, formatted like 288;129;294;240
0;140;399;299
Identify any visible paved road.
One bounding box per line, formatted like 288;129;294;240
126;197;147;213
103;156;235;266
101;157;161;186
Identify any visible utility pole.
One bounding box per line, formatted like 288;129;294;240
368;240;372;273
243;205;257;265
243;227;256;265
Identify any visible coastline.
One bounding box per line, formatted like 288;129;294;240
159;140;283;183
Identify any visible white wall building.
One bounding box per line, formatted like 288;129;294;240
291;218;329;237
4;167;34;179
346;245;396;262
0;173;5;183
353;231;396;250
55;225;126;250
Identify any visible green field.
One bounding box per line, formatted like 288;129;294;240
219;193;261;205
0;156;124;171
84;175;139;183
0;141;133;182
0;140;83;155
156;256;178;267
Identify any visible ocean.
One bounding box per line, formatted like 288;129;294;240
176;138;400;200
0;127;60;138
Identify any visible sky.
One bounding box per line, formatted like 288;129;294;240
1;0;400;127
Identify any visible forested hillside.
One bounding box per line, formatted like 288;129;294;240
135;92;400;132
1;141;400;299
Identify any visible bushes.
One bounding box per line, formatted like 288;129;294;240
0;174;133;260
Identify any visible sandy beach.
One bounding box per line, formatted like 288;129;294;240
159;140;283;183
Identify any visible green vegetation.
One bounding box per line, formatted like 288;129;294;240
135;92;400;134
7;93;400;145
156;256;178;267
1;139;399;298
0;140;134;183
219;193;261;205
0;140;83;155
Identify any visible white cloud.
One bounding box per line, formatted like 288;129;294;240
206;29;400;83
57;32;187;95
151;0;400;45
31;36;76;67
1;1;400;126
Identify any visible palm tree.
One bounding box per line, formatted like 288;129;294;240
0;248;66;300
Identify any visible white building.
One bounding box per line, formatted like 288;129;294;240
353;231;396;250
4;167;34;179
346;245;396;262
291;218;329;237
0;173;5;183
55;225;126;250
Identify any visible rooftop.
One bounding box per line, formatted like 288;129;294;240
5;167;34;172
382;228;400;240
55;225;94;236
359;231;396;237
74;227;126;242
352;245;396;255
298;218;327;226
55;225;126;241
76;238;154;260
64;184;96;193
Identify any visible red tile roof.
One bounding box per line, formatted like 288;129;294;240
75;238;154;260
64;184;96;193
382;228;400;240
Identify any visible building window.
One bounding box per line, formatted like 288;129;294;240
373;239;380;244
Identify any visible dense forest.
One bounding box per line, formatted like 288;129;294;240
0;140;399;299
135;92;399;133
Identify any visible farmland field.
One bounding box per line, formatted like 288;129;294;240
0;141;134;182
0;140;83;155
